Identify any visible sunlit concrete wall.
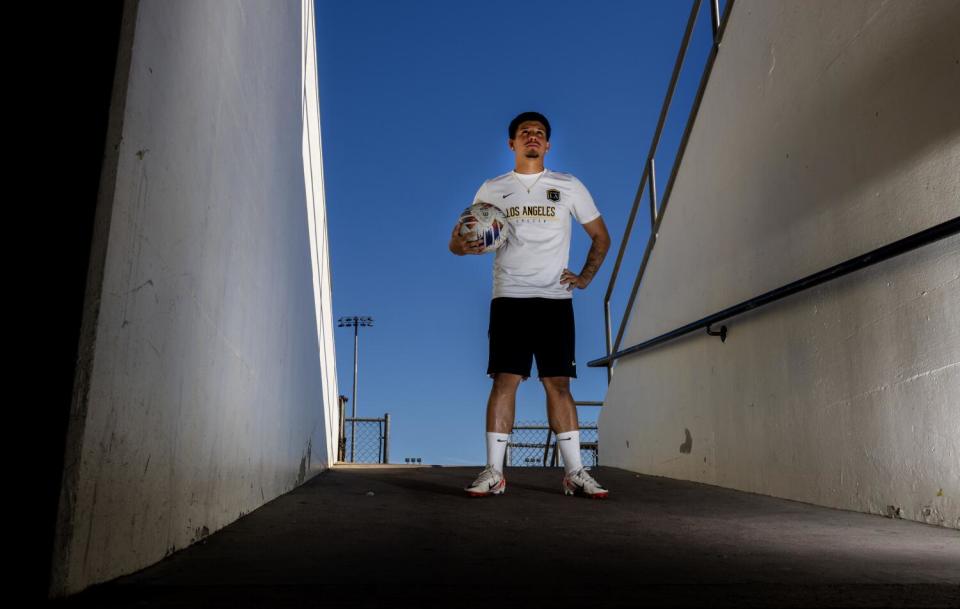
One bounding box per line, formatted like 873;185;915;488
601;0;959;528
51;0;338;596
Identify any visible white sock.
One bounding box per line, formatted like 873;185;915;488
486;432;510;472
556;430;583;474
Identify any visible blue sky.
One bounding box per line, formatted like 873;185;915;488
315;0;723;464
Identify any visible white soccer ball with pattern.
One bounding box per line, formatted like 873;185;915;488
459;202;511;253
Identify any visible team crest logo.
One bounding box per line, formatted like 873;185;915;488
546;188;561;202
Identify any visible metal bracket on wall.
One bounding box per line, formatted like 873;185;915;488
706;323;727;342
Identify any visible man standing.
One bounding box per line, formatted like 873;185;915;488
449;112;611;498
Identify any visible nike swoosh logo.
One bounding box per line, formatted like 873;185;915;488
557;438;573;441
496;438;508;442
502;193;514;199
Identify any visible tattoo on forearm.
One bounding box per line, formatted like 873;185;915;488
579;238;610;282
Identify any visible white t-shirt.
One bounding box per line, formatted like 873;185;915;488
472;168;601;299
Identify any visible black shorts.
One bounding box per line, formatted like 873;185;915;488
487;297;577;380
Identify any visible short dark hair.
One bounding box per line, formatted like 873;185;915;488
508;112;551;140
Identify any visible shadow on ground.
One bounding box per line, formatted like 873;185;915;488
54;466;960;608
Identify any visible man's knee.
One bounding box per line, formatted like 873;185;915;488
541;376;571;396
491;372;523;393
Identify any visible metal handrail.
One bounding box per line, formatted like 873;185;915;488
513;424;600;431
602;0;735;381
589;217;960;368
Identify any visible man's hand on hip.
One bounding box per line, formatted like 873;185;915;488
560;268;589;291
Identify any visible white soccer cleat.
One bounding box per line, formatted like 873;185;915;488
562;467;609;499
464;465;506;497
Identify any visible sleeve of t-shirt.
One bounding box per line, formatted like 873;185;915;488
570;177;601;224
472;181;489;204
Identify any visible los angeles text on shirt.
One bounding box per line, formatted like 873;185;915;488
504;205;558;219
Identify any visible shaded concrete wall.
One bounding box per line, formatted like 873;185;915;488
601;0;960;527
51;0;337;596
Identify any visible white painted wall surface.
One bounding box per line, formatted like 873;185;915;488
52;0;337;596
601;0;960;528
302;0;340;470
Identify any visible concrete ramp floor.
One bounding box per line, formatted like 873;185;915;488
56;466;960;608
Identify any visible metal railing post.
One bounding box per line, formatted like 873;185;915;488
604;300;613;382
383;412;390;464
648;158;659;228
710;0;721;43
542;429;553;466
337;396;347;462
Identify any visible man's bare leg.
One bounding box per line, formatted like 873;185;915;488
481;372;522;474
543;376;608;497
486;372;523;433
542;376;577;433
543;376;584;473
465;373;523;495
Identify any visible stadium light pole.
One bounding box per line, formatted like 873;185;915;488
338;315;374;462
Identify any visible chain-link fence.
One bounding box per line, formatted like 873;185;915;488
508;420;598;467
338;415;390;464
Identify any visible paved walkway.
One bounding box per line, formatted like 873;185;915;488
56;466;960;608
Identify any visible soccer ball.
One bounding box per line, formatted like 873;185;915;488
459;202;510;253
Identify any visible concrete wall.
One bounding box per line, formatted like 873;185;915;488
601;0;960;528
51;0;338;596
302;0;340;472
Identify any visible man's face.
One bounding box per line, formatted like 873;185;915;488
509;120;550;161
